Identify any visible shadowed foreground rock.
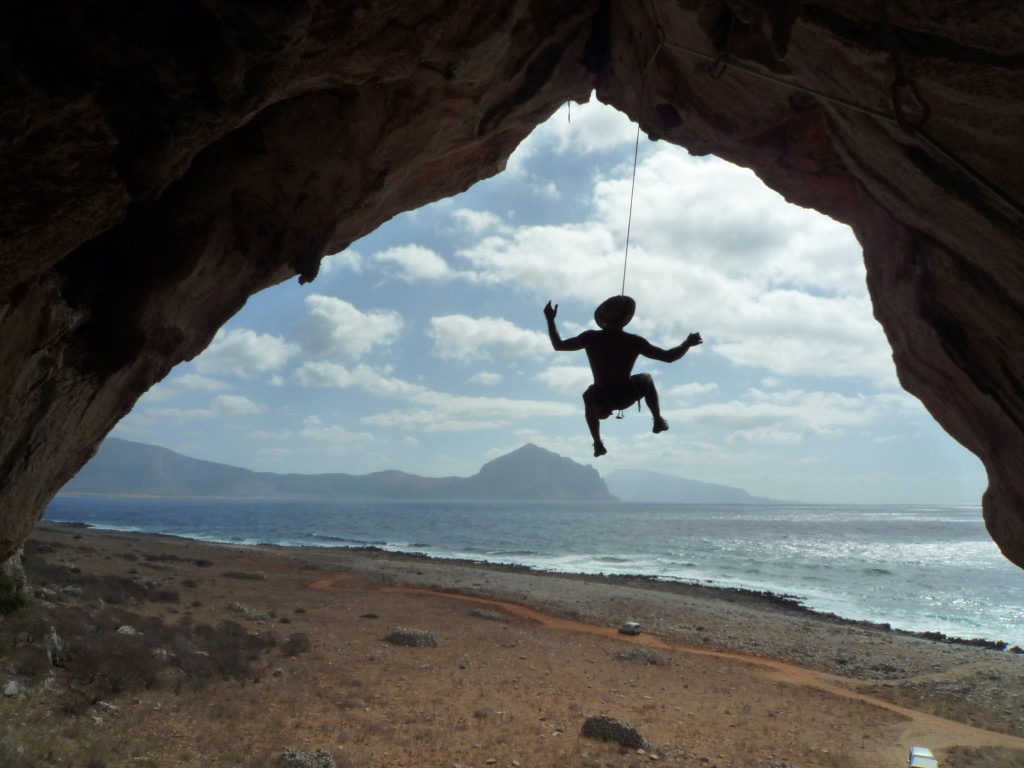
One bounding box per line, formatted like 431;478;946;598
1;2;1023;568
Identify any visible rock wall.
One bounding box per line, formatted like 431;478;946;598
2;2;1023;567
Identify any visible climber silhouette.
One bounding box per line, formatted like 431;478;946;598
544;296;702;457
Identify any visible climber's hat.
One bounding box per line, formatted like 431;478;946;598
594;295;636;330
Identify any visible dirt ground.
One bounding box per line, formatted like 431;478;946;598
2;523;1023;768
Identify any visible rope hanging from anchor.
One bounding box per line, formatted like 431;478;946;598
620;25;665;297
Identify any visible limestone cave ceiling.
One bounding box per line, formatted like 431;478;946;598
1;1;1023;567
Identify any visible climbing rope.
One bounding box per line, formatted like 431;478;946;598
621;27;665;296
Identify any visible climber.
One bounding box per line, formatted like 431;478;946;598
544;296;702;457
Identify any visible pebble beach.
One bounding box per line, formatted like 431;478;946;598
2;522;1023;768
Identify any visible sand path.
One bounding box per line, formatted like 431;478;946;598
298;567;1024;760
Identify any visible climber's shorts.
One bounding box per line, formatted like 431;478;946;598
584;373;652;412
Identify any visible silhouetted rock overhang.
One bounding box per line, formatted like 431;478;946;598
2;1;1022;567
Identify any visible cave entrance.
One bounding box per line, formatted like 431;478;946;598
114;98;984;505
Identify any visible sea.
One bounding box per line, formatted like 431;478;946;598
43;496;1024;648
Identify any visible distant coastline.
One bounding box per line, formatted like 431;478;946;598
62;437;779;504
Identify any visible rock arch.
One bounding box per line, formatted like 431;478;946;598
2;1;1023;566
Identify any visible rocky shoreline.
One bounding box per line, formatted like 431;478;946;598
2;523;1023;768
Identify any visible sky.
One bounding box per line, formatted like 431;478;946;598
112;96;987;505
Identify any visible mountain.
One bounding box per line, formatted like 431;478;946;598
604;468;778;504
60;439;616;501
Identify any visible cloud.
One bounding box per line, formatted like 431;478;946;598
248;429;295;440
372;244;453;282
319;248;364;275
297;295;403;358
535;364;593;396
450;209;508;237
148;394;266;421
449;139;894;385
298;425;375;443
295;361;356;388
470;371;503;386
360;385;576;433
296;361;575;432
507;96;638;172
172;373;231;392
666;381;720;400
679;388;911;445
428;315;552;360
193;329;299;378
455;224;619;302
210;395;265;415
295;362;425;398
361;395;574;432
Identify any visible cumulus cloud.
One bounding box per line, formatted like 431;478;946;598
320;248;364;275
507;96;638;173
449;137;894;385
428;315;551;360
172;373;231;391
193;329;299;378
450;209;508;237
680;389;911;445
297;295;403;358
373;244;453;282
666;381;720;400
148;394;266;421
535;364;593;396
295;361;356;388
248;429;294;440
456;224;619;302
298;424;374;443
295;361;574;432
470;371;503;386
210;395;265;415
295;362;425;398
361;391;575;432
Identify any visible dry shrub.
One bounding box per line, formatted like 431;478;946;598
384;627;437;647
65;631;162;692
617;647;668;666
282;632;311;657
580;714;650;750
469;609;508;622
10;645;53;676
2;569;277;698
0;571;26;614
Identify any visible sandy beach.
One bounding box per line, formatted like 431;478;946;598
2;523;1023;768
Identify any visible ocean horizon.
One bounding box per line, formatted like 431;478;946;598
44;495;1024;648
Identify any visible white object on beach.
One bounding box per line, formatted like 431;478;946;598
908;746;938;768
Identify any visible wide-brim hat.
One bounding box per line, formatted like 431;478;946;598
594;295;636;330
